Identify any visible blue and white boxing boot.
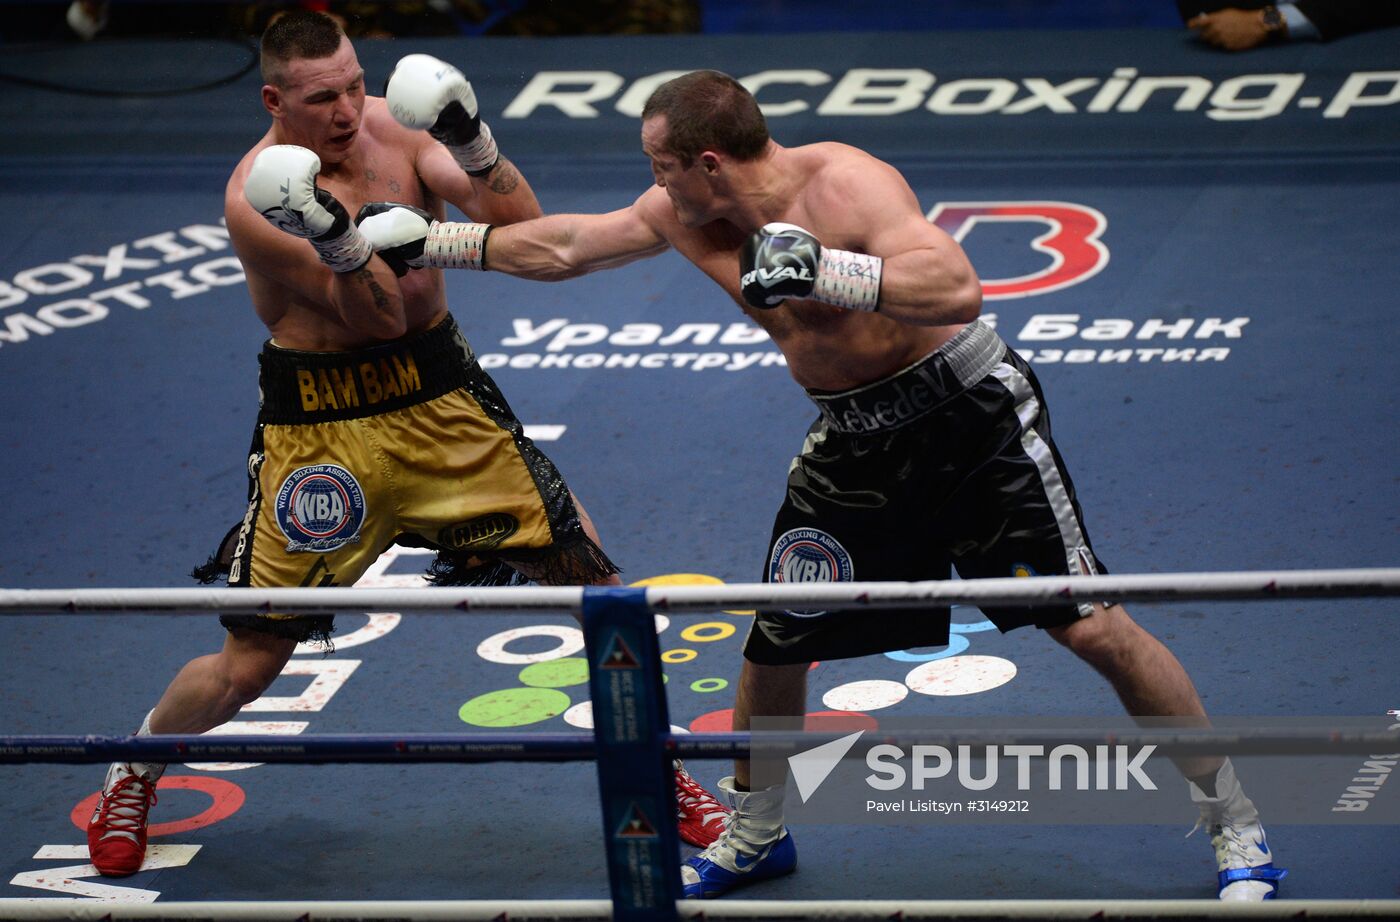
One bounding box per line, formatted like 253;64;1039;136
1189;759;1287;900
682;776;797;898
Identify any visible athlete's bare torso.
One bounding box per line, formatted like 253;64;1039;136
226;99;448;352
643;143;965;392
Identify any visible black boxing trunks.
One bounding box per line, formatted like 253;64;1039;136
744;319;1107;665
208;313;616;645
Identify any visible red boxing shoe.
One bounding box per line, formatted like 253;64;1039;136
674;762;730;848
87;765;158;877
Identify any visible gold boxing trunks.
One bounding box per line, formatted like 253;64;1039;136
210;312;616;644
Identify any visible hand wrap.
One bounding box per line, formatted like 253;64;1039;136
357;203;491;275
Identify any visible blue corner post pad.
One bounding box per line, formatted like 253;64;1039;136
583;585;652;606
581;585;682;922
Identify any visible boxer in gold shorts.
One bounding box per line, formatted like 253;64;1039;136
84;13;727;880
207;312;616;645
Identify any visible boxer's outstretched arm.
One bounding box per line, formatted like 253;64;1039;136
484;201;670;280
357;191;669;279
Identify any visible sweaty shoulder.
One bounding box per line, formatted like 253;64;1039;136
802;142;901;200
225;135;273;220
796;142;921;242
360;96;425;147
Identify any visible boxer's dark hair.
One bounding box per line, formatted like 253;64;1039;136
260;10;345;87
643;70;769;167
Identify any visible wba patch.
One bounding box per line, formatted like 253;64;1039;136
769;527;854;618
274;463;366;553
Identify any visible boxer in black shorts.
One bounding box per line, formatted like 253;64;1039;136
358;70;1285;901
747;319;1104;665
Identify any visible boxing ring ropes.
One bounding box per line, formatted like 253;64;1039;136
3;569;1400;922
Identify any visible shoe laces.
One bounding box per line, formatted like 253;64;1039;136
694;794;785;870
95;774;157;842
674;766;730;829
696;814;768;869
1211;820;1264;868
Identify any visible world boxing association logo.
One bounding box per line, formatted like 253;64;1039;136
769;527;854;618
274;464;366;553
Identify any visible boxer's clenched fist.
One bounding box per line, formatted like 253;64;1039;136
244;145;373;273
385;54;498;176
740;222;883;313
357;202;492;273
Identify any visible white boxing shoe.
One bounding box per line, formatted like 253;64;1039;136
1189;759;1287;900
1208;816;1287;900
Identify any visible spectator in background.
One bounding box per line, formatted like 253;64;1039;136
1181;1;1400;51
53;0;699;42
463;0;700;35
66;0;108;39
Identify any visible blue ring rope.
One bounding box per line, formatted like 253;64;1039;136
2;728;1395;764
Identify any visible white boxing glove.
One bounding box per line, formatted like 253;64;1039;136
244;145;372;273
356;202;491;274
385;54;499;176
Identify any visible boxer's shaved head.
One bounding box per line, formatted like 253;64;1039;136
260;10;345;88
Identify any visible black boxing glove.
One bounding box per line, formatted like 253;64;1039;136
740;222;882;312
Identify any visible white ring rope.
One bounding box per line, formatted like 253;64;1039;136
1;568;1398;615
1;898;1399;921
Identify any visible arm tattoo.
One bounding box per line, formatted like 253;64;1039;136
486;157;521;195
353;268;394;312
